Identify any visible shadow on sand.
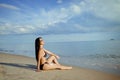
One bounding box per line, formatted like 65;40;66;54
0;62;36;71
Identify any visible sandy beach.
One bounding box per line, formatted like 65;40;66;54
0;52;120;80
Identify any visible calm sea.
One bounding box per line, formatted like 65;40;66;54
0;34;120;74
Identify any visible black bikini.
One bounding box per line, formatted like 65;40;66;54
40;62;48;70
40;53;48;70
40;64;44;70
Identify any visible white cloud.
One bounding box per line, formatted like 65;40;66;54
37;3;82;29
70;4;81;14
0;22;36;34
57;0;63;4
0;3;20;10
85;0;120;22
0;1;83;34
15;25;36;34
74;24;104;32
19;27;27;32
74;24;90;31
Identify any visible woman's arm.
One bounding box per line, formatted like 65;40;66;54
44;49;60;59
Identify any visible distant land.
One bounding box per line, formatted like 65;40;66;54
110;38;115;40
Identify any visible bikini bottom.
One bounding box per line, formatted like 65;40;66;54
40;62;48;70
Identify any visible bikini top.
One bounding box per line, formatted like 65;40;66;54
44;52;47;57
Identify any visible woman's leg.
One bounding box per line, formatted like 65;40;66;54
43;64;72;70
47;56;60;65
44;55;72;70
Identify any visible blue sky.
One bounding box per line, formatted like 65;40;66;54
0;0;120;41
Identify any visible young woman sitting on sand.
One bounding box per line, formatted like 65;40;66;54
35;37;72;72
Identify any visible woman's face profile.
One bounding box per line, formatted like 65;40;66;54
39;39;44;45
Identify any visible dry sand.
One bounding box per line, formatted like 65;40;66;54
0;53;120;80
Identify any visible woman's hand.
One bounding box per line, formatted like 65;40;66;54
55;55;60;59
36;69;41;72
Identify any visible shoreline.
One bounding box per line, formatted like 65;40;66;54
0;52;120;80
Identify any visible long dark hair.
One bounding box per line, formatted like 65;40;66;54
35;37;42;62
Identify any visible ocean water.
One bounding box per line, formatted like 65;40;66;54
0;34;120;74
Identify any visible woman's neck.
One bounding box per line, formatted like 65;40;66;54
40;45;44;48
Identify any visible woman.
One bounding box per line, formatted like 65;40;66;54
35;37;72;72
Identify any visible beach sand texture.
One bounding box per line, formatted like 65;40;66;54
0;53;120;80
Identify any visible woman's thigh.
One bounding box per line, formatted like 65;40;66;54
47;56;56;62
43;64;60;70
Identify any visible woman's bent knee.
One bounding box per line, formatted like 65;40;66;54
49;55;56;59
51;55;56;58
